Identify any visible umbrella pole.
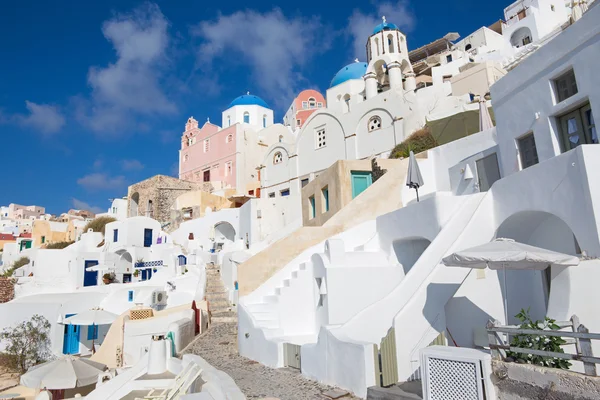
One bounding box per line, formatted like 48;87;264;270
416;187;420;202
503;266;508;325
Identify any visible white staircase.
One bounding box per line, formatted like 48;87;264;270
244;262;312;339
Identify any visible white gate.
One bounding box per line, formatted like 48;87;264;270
283;343;301;369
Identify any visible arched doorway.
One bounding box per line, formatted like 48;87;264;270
130;193;139;217
510;27;533;48
178;255;187;266
392;237;432;275
495;211;580;323
116;250;133;283
214;222;236;250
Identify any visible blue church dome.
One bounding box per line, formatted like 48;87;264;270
373;21;399;35
330;62;368;88
228;94;269;109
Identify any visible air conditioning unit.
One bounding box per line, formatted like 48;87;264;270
150;290;168;311
420;346;495;400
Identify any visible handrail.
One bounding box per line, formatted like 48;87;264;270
487;315;598;376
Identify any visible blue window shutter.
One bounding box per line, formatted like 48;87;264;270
113;229;118;242
128;290;134;302
87;325;98;340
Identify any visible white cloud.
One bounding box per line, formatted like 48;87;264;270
77;173;126;191
121;159;144;171
348;1;416;60
13;101;66;135
77;3;176;133
72;198;104;214
191;9;329;109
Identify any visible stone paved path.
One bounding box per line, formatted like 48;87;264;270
183;263;360;400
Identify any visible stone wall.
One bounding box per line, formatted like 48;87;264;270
0;277;15;303
127;175;202;225
492;360;600;400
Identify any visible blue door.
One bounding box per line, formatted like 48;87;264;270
351;171;373;199
178;255;187;266
143;229;153;247
141;269;152;281
63;314;80;354
83;260;98;287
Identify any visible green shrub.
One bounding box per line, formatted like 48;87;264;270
83;217;116;235
44;241;74;250
507;308;571;369
389;127;437;159
2;257;30;278
0;314;51;373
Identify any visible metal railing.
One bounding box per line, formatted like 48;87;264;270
487;315;599;376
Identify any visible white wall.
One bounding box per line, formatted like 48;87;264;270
123;309;194;366
492;5;600;179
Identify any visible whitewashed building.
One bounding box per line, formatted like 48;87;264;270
237;4;600;397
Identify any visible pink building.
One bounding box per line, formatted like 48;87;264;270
283;89;326;131
179;118;239;190
8;204;45;220
179;94;290;195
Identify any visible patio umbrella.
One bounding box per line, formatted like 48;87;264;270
442;238;580;323
63;309;118;325
20;356;106;390
406;150;424;202
478;96;494;132
63;309;118;354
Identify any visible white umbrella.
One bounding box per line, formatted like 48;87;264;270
406;150;424;202
442;238;579;322
63;309;118;326
63;309;118;354
20;356;106;390
478;96;494;132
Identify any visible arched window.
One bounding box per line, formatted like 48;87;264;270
343;94;351;113
368;116;382;132
273;152;283;165
263;115;267;128
308;97;316;108
227;116;231;126
374;37;380;56
388;34;394;53
243;112;250;124
465;44;472;51
226;134;233;143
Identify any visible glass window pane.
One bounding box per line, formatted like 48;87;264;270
567;118;578;134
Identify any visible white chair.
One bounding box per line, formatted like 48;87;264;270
136;363;203;400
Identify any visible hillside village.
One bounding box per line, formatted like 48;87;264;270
1;0;600;399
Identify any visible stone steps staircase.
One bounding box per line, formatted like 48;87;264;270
206;263;237;324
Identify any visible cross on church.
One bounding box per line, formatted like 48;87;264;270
354;58;360;63
382;16;386;24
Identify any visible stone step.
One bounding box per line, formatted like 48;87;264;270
212;318;236;324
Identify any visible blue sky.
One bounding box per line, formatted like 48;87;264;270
0;0;509;215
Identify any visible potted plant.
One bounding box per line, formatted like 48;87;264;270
102;273;113;285
133;270;139;278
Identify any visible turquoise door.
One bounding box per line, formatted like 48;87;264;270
63;314;80;354
351;171;373;199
